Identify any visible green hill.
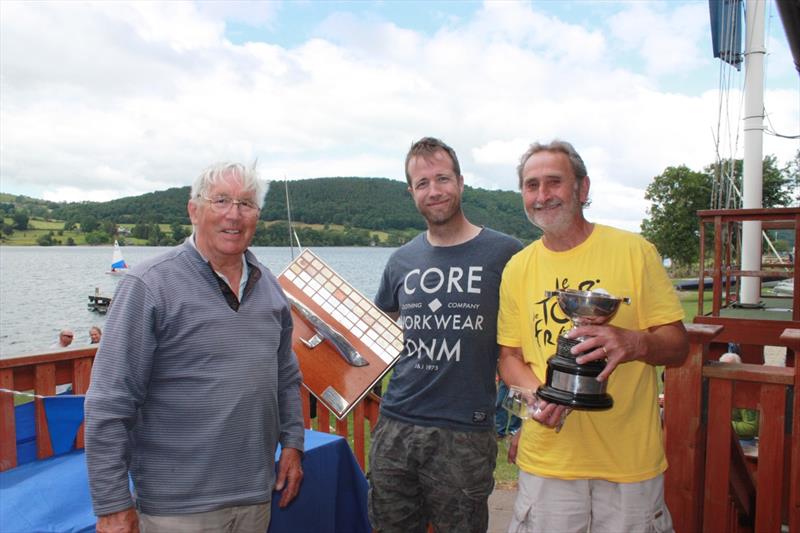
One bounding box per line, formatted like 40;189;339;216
2;177;540;246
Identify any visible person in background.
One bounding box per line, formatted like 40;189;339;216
89;326;102;344
369;137;522;532
719;352;760;440
495;378;521;439
85;162;304;533
51;328;74;349
498;140;689;532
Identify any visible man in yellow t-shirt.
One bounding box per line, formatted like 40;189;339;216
497;140;688;533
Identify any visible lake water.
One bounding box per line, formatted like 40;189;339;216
0;245;397;358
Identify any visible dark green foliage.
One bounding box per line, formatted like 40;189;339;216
79;215;100;233
642;156;795;267
2;223;14;236
85;231;111;245
265;177;537;241
264;178;424;230
170;221;188;242
705;155;794;208
12;211;29;230
6;177;539;246
641;166;710;266
50;186;192;226
37;231;58;246
101;220;117;236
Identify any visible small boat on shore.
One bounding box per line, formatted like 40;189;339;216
87;287;111;314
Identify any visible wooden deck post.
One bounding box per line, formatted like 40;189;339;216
34;363;55;460
779;328;800;532
664;323;722;533
702;375;734;532
0;369;17;470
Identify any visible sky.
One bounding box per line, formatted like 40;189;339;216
1;0;798;232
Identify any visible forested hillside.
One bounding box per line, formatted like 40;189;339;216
263;177;537;239
0;177;538;246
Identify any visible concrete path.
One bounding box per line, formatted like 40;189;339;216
488;486;517;533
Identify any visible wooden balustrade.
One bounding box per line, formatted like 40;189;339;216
664;325;799;533
0;346;97;470
664;323;723;533
0;347;381;472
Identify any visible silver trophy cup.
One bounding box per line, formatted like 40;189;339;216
536;289;630;410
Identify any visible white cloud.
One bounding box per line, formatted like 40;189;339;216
0;0;797;232
607;2;709;76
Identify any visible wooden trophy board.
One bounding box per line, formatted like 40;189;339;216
278;249;403;419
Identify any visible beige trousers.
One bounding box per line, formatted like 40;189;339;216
139;503;270;533
508;472;673;533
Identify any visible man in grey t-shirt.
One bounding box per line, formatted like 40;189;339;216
369;137;522;533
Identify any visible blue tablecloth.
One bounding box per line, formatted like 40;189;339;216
0;430;370;533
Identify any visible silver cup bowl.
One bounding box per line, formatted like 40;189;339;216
545;289;630;327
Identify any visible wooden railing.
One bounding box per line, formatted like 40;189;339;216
696;207;800;319
664;325;800;533
0;347;380;472
0;346;96;470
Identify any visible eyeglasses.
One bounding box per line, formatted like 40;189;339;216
61;334;73;338
201;196;261;216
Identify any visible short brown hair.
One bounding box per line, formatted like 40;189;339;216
404;137;461;186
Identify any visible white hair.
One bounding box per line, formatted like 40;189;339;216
719;352;742;364
189;162;267;209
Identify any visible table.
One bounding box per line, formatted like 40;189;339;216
0;430;370;533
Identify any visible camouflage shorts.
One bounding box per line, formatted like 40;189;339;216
367;417;497;533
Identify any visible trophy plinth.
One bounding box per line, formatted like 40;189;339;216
536;289;630;411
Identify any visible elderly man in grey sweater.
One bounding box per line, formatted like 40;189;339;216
85;163;304;532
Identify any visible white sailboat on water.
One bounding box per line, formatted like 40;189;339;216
106;240;129;275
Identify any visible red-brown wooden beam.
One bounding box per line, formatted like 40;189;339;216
703;377;734;533
754;384;786;532
779;328;800;531
0;368;17;471
34;364;55;460
664;323;722;533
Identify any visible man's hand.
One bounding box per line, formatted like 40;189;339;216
275;447;303;508
567;324;643;381
567;320;688;382
530;397;571;431
507;431;520;464
96;508;139;533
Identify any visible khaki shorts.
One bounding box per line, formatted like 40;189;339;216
139;503;270;533
508;472;673;533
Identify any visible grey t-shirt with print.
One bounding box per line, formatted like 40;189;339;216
375;227;522;431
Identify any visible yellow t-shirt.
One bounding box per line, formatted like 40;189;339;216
497;224;684;482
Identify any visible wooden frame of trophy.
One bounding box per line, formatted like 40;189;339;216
278;249;403;420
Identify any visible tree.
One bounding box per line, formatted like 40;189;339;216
101;219;117;236
705;156;794;208
642;156;796;267
85;230;111;245
171;221;188;242
80;215;100;233
785;149;799;203
2;223;14;236
146;224;163;246
37;231;55;246
12;210;29;230
641;165;711;267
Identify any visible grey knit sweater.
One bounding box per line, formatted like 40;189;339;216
85;241;304;516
